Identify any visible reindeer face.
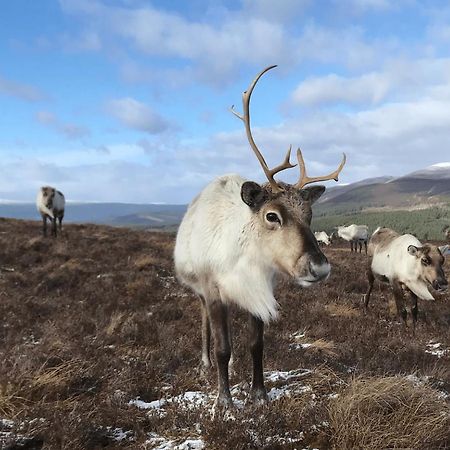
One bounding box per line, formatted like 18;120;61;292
241;181;330;286
42;187;55;209
408;244;448;292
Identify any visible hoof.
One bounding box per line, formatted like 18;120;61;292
211;394;234;419
200;362;212;378
248;387;268;406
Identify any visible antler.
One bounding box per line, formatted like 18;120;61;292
293;149;346;189
230;65;296;193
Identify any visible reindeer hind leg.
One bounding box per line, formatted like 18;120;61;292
200;296;212;371
207;300;232;409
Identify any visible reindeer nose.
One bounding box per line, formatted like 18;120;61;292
309;259;330;281
433;279;448;291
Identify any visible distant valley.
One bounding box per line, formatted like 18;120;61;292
0;163;449;238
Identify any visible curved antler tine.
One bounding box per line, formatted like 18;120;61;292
230;65;294;193
294;151;346;189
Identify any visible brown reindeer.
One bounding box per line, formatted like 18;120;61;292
364;227;447;332
174;65;346;410
36;186;66;237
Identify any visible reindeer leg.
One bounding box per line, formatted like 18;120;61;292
58;215;63;233
228;313;235;377
249;314;267;403
207;300;232;409
364;264;375;309
52;217;57;237
364;240;368;255
392;280;407;326
410;292;418;336
42;216;47;237
199;296;212;372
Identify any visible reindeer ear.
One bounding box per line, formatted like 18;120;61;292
407;245;420;256
241;181;267;210
299;185;325;204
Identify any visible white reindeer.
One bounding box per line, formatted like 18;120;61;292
36;186;65;237
364;227;447;332
336;224;369;254
174;66;346;409
314;231;331;246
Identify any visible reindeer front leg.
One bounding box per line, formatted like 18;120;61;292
249;314;267;403
392;280;407;326
42;216;47;237
51;217;57;237
207;300;232;408
363;263;375;309
199;296;212;371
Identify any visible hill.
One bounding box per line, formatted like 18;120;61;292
0;219;449;449
316;162;450;216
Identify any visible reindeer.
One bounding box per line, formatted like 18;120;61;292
443;225;450;242
336;224;368;254
36;186;65;237
174;65;346;410
314;231;331;246
364;227;447;332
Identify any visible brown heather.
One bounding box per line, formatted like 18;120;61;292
0;217;448;449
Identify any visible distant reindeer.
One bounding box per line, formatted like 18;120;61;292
36;186;65;237
314;231;331;246
443;225;450;242
364;227;447;332
336;224;369;254
174;65;346;409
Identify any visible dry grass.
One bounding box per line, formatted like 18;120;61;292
329;376;450;450
325;303;360;318
0;218;448;449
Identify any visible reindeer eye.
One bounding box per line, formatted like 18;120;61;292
421;258;430;266
266;212;281;224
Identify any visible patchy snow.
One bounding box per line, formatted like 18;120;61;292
106;427;134;442
265;368;312;383
268;383;312;401
145;433;204;449
129;391;213;417
425;342;448;358
0;419;14;429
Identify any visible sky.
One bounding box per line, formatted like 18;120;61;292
1;0;450;203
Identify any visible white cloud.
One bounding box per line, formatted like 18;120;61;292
36;111;90;139
291;57;450;106
292;73;391;106
106;97;170;134
0;73;45;102
4;84;450;204
58;0;394;85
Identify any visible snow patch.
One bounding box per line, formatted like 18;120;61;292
145;433;204;449
425;342;448;358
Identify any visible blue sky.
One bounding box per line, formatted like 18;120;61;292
1;0;450;203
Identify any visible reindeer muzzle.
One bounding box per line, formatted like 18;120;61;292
432;279;448;292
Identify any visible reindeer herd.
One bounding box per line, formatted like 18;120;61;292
32;65;448;412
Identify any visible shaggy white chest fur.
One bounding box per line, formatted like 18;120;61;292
174;174;279;323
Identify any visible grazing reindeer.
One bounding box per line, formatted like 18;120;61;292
364;227;447;332
336;224;368;254
174;65;346;409
443;225;450;242
36;186;65;237
314;231;331;246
